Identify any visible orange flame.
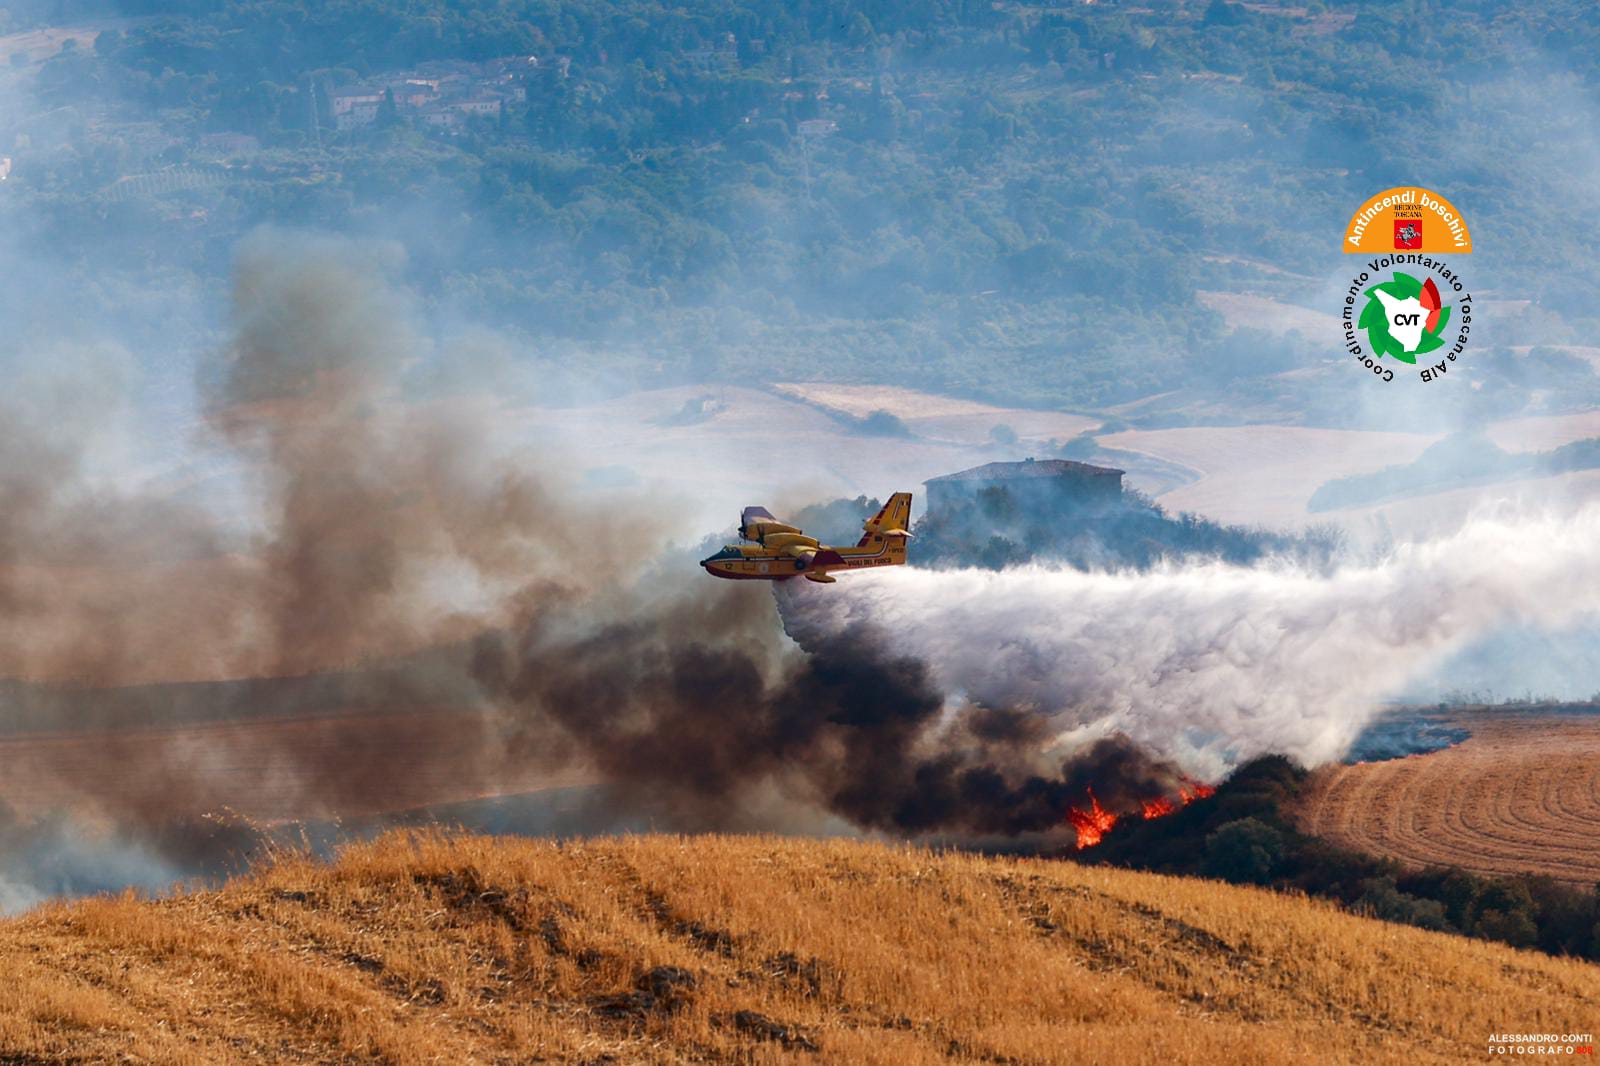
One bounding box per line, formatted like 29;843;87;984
1140;796;1176;819
1067;789;1118;849
1068;777;1217;848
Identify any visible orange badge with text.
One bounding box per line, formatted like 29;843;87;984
1343;187;1472;254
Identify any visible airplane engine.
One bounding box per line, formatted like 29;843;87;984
764;532;820;551
741;519;802;541
781;544;820;569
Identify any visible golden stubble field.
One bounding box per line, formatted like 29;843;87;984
1298;711;1600;886
0;832;1594;1064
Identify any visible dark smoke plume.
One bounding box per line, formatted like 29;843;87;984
0;232;1183;906
472;614;1189;838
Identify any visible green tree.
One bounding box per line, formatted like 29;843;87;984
1202;817;1285;885
1356;877;1448;931
1474;908;1538;948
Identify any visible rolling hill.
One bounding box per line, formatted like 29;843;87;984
2;832;1594;1063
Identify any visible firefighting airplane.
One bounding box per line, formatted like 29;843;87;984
699;492;912;583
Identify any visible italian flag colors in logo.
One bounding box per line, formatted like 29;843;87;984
1359;273;1450;365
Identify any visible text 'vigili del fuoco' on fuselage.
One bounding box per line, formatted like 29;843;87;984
699;492;912;584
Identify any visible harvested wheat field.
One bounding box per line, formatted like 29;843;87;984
1299;710;1600;886
2;833;1595;1064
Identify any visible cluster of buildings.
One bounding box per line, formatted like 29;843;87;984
326;56;549;132
683;32;743;71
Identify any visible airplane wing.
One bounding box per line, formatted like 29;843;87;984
741;505;800;542
741;505;779;529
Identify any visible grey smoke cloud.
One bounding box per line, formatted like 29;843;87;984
777;510;1600;778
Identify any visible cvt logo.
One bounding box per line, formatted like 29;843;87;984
1339;255;1473;384
1340;187;1475;385
1360;272;1448;365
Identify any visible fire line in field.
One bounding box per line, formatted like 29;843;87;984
1070;779;1217;849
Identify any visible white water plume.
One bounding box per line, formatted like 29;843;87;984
777;505;1600;778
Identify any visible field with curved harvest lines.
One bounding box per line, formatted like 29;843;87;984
1298;709;1600;886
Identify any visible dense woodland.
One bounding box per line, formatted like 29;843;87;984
911;484;1344;570
3;0;1600;416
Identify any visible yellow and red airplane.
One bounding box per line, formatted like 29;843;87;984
700;492;912;584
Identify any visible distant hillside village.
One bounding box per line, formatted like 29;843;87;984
1;24;877;194
323;55;541;133
0;49;552;174
240;37;855;146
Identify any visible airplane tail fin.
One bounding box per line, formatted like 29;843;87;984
860;492;913;544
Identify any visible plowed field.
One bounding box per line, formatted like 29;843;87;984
1299;710;1600;886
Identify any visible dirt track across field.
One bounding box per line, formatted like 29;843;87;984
1298;709;1600;886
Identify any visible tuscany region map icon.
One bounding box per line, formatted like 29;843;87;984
1359;272;1449;364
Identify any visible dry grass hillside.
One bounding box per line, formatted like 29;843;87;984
2;832;1595;1064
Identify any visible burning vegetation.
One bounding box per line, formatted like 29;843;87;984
1069;778;1218;849
1066;790;1118;849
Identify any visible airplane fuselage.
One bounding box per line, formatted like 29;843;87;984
699;492;913;584
699;534;904;582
